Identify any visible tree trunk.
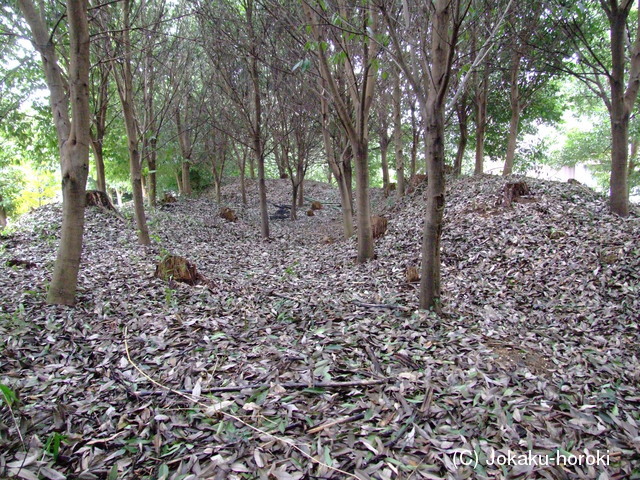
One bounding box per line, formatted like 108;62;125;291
320;77;353;237
91;61;109;194
380;134;390;192
91;136;107;193
290;184;298;220
18;0;91;306
214;178;222;203
378;95;390;191
238;147;247;205
297;174;304;207
247;0;269;239
609;8;631;217
116;0;150;245
148;137;157;207
176;107;193;197
181;160;192;195
175;170;183;195
454;95;468;176
0;202;6;228
502;51;522;176
410;100;419;176
354;142;374;262
420;0;450;312
393;67;405;197
343;146;354;214
143;46;157;207
474;64;489;176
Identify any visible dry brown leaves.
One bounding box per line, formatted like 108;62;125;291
0;175;639;479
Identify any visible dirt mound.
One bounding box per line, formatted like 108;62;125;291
1;174;639;479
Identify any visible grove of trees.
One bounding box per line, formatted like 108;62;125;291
2;0;639;308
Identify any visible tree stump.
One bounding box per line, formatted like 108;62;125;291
384;183;396;197
86;190;116;210
406;266;420;283
500;181;533;207
220;207;238;222
371;216;388;239
321;235;335;245
162;192;177;203
406;174;427;194
155;255;200;285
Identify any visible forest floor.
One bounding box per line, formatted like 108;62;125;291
1;174;639;480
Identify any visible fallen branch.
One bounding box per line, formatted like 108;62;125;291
307;411;366;434
135;378;388;396
304;197;341;206
123;327;360;479
351;300;411;312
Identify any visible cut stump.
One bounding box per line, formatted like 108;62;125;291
406;174;427;194
220;207;238;222
162;192;177;204
406;266;420;283
155;255;200;285
500;181;533;207
371;216;388;239
86;190;116;210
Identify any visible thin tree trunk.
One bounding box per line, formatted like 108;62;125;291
378;98;390;191
502;51;521;176
420;0;450;312
393;67;405;197
91;60;109;193
474;64;488;176
148;138;157;207
176;107;193;196
116;0;150;245
343;146;354;214
297;172;304;207
380;134;390;192
143;46;157;207
238;146;247;205
181;161;191;195
18;0;91;305
290;184;298;220
454;94;468;176
321;92;354;238
247;0;269;239
91;135;107;192
175;170;183;195
0;202;6;228
410;100;418;176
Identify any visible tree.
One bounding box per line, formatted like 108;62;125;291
381;0;511;310
17;0;91;305
555;0;640;216
303;0;379;263
95;0;151;244
501;1;560;176
198;0;272;239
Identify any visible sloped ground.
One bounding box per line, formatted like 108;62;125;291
0;175;639;480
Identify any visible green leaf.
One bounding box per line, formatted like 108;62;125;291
0;384;17;407
158;463;169;480
107;464;119;480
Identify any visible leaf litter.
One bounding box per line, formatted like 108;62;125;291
0;175;639;479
